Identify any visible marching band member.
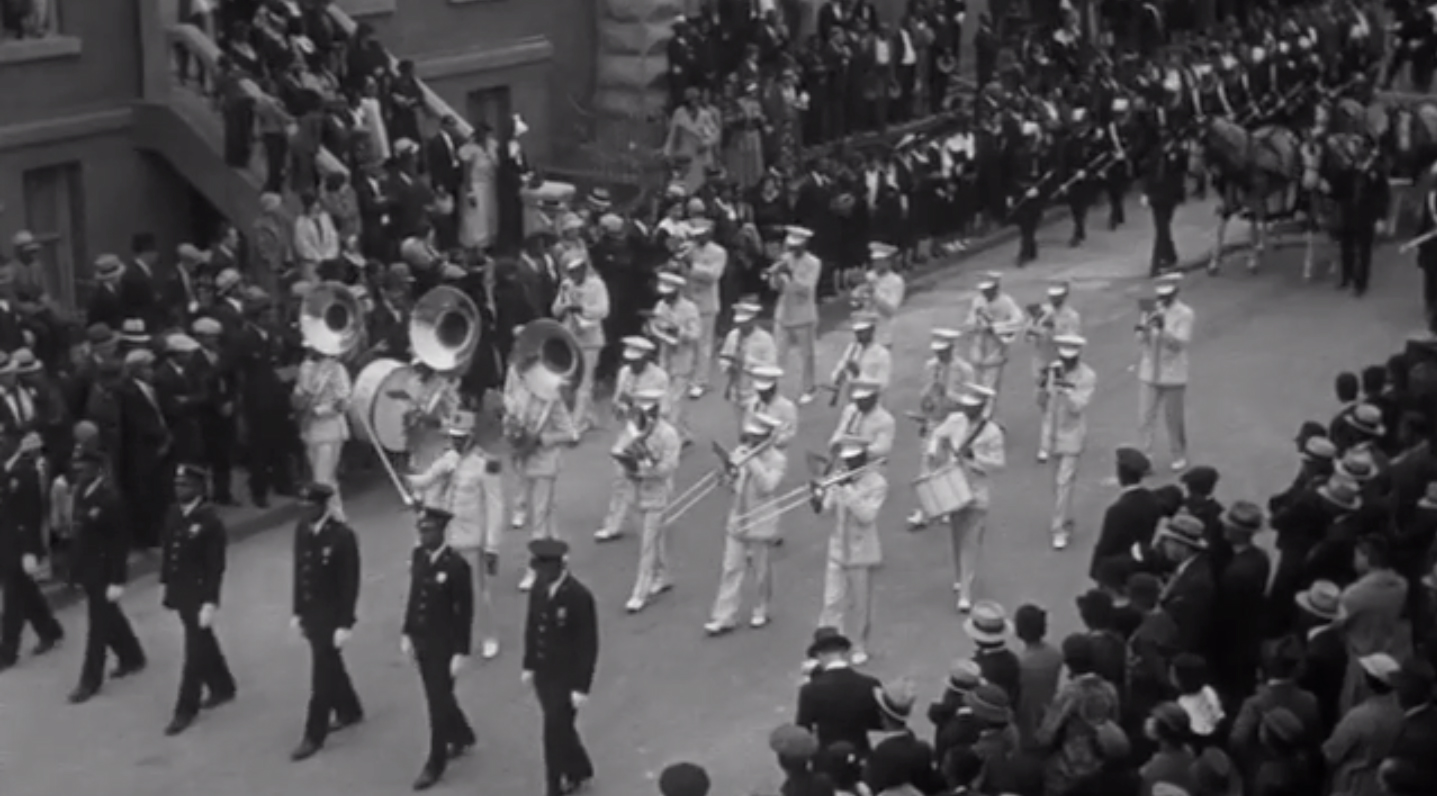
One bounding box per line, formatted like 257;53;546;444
552;253;610;435
502;339;580;592
1041;336;1097;551
717;300;777;428
828;379;895;461
816;438;889;665
963;271;1025;401
601;389;683;613
857;243;907;347
1029;281;1082;461
744;365;798;450
650;272;701;440
407;411;505;659
293;343;353;519
704;413;787;635
685;218;727;398
770;226;822;404
828;312;891;406
611;336;670;425
1137;274;1194;471
905;329;974;528
929;386;1005;613
406;362;462;472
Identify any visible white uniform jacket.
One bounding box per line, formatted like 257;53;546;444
743;393;799;448
831;342;893;390
927;412;1006;509
774;251;821;327
719;327;778;400
864;271;906;345
613;364;672;419
295;356;352;445
613;420;683;511
652;296;702;377
829;404;896;459
1137;300;1194;386
727;446;788;542
687;242;728;315
1046;362;1097;456
502;367;579;478
964;292;1025;367
921;356;975;419
823;469;888;567
409;449;504;552
1027;302;1083;368
554;276;611;350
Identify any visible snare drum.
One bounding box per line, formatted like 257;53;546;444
912;464;973;521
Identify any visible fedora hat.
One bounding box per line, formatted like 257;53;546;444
806;626;852;658
1155;513;1207;549
1220;500;1264;535
963;683;1012;725
963;601;1011;645
1295;580;1342;621
873;680;916;723
1318;475;1362;512
1189;748;1241;796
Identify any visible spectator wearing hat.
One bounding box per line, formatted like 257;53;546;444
964;600;1021;705
251;193;293;292
1390;659;1437;782
1136;273;1195;471
1065;721;1141;796
1090;446;1163;580
402;507;477;789
1211;500;1272;702
717;299;778;424
1249;706;1321;796
122;232;161;328
86;254;128;331
1178;465;1226;565
1268;429;1336;516
1012;603;1063;746
1124;570;1180;736
190;317;239;505
923;386;1000;609
0;429;65;675
153;329;206;468
552;252;610;434
160;463;238;736
0;346;40;432
1268;471;1358;632
768;724;833;796
685;217;728;398
928;658;985;760
294;191;341;282
1293;580;1351;735
1139;701;1197;795
706;413;786;634
231;288;298;507
408;410;505;660
522;538;598;796
1155;513;1216;656
117;348;172;549
1035;634;1121;796
659;761;711;796
287;482;364;761
864;679;943;794
962;271;1024;396
1229;637;1321;768
1324;653;1406;796
1336;535;1412;714
65;446;145;702
771;225;822;402
797;626;883;755
1386;413;1435;530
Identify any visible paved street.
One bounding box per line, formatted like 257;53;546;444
0;199;1426;796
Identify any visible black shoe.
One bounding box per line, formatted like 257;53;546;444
447;740;474;759
68;685;98;704
290;739;322;762
112;660;147;679
561;776;593;794
412;768;442;791
201;690;236;710
164;714;196;736
0;658;15;674
33;636;62;656
330;713;364;732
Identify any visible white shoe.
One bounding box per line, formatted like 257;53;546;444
624;597;645;613
1053;531;1070;550
957;595;973;613
798;391;816;406
518;569;536;592
687;385;705;399
510;513;526;530
703;621;733;636
1037;451;1050;463
1171;458;1189;472
481;639;500;660
649;581;673;598
749;614;769;628
851;650;870;666
906;510;927;530
594;528;621;542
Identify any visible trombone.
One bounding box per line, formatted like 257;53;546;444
659;435;776;527
725;456;888;538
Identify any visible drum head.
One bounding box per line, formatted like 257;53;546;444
350;358;420;453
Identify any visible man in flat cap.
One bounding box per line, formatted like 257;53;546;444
522;539;598;796
402;507;477;790
160;464;237;736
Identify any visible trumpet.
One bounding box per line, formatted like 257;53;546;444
725;456;888;538
610;435;656;476
849;280;875;309
820;341;862;407
764;259;792;288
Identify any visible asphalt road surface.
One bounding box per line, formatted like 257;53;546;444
0;201;1426;796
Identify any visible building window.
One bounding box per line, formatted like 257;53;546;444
466;85;512;137
22;163;87;310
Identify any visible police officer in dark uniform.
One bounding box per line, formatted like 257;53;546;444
67;447;145;703
1144;128;1187;275
0;430;65;673
1059;107;1094;247
402;507;476;791
1010;121;1048;266
1105;97;1133;230
522;538;598;796
288;482;364;761
1335;148;1391;297
160;463;237;735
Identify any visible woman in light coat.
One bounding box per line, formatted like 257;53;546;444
407;411;505;659
458;124;500;252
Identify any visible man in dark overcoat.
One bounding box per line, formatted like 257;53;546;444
1090;446;1163;580
796;626;883;756
1210;501;1273;704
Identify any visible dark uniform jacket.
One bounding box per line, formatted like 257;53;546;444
0;453;47;572
69;475;130;591
292;516;360;631
523;573;599;693
797;663;883;755
159;499;227;612
403;545;474;656
1090;485;1164;579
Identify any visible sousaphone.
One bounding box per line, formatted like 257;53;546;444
299;281;363;357
510;318;584;406
410;285;481;373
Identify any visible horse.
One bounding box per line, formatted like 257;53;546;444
1298;132;1376;282
1192;116;1310;274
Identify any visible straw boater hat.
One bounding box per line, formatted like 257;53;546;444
1295;580;1342;621
946;659;984;694
165;334;200;355
1346;403;1385;438
1335;451;1377;482
1303;435;1338;462
873;680;916;723
118;319;150;345
963;600;1011;645
93;254;124;282
1358;653;1401;685
6;348;40;375
1318;474;1363;512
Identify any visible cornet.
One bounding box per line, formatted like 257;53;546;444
849;280;875;309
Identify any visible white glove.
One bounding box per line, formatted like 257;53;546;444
289;615;302;638
401;635;415;658
1140;195;1150;208
450;654;468;677
571;691;588;709
105;585;124;603
333;628;352;648
521;669;535;686
21;554;38;576
198;603;217;629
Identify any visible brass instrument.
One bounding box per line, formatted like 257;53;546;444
294;282;362;415
763;258;792;289
505;319;584;455
820;341;862;407
849;278;875;309
643;309;680;347
726;456;888;538
1041;360;1071;456
610;420;658;476
410;286;481;373
661;430;779;528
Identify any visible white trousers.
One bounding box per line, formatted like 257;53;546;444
947;506;986;595
1138;383;1188;461
775;323;817;393
457;548;497;645
693;311;718;389
709;535;772;627
1052;454;1079;534
513;475;558;540
818;562;874;652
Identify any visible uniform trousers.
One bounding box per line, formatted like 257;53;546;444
173;607;237;718
515;474;558;541
1151;202;1179;272
1069;190;1089;243
79;589;144;689
1339;228;1375;291
0;567;63;663
1138;382;1188;462
666;372;693;439
818;561;874;653
534;676;594;796
414;641;475;773
775;322;817;393
973;363;1005;399
457;548;498;646
709;534;773;627
1036;388;1055;456
947;506;987;595
305;440;345;520
302;623;363;744
1051;454;1080;535
693;311;718;389
574;347;603;431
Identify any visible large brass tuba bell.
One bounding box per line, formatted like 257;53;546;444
510;318;584;399
300;281;364;357
410;286;481;373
